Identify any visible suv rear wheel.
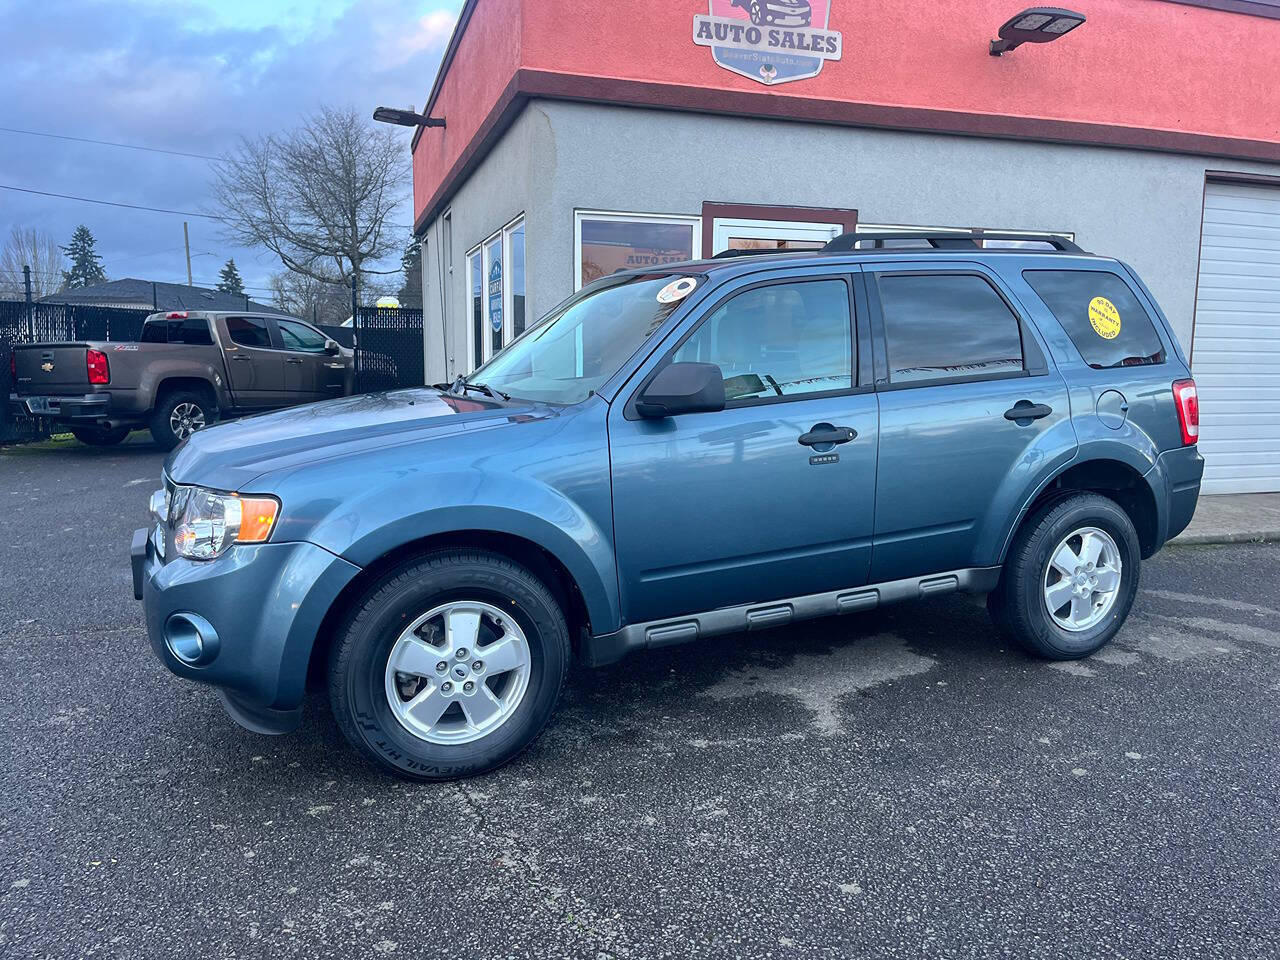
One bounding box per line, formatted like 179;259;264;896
988;492;1141;660
328;549;571;781
150;389;216;450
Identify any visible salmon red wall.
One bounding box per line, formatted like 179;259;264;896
414;0;1280;225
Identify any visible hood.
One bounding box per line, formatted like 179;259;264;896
166;388;547;491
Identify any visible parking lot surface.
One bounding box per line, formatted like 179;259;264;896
2;436;1278;959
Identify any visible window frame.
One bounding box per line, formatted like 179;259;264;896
625;272;867;419
574;209;702;291
463;213;526;372
867;268;1047;391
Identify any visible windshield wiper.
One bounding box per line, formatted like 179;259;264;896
450;375;510;401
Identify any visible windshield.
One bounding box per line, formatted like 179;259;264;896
469;274;696;404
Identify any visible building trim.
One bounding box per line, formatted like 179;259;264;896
1160;0;1280;20
1205;169;1280;187
415;68;1280;233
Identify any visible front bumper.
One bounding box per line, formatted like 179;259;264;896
133;528;361;733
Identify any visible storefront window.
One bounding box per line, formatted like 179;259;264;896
575;212;700;289
466;215;528;371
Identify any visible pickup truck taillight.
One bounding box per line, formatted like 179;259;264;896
86;348;110;385
1172;378;1199;446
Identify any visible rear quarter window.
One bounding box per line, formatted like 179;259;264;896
1023;270;1165;369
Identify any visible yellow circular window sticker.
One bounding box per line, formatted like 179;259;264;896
1088;296;1121;340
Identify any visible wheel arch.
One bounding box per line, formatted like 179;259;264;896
153;375;220;411
1000;456;1162;563
305;528;601;692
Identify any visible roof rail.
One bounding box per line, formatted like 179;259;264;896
822;231;1083;253
710;247;808;259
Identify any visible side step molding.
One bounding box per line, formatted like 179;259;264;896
584;566;1001;667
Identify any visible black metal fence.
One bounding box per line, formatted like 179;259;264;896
1;299;427;444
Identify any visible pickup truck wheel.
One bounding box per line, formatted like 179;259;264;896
149;390;216;450
70;425;131;446
328;549;571;781
988;492;1141;660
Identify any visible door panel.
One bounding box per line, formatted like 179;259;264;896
609;272;876;625
276;319;341;401
871;376;1070;581
610;395;879;623
866;265;1073;581
222;316;285;408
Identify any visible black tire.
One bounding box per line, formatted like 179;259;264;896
328;549;571;781
149;389;216;451
749;0;764;24
988;492;1141;660
70;425;132;446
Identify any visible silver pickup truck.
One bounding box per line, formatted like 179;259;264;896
9;311;354;449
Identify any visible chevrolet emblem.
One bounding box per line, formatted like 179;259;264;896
41;362;54;373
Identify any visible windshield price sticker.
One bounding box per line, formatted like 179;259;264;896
1088;296;1121;339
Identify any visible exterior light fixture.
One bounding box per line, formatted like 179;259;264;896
989;7;1086;56
373;106;445;128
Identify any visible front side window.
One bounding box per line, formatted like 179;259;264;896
226;316;271;348
1023;270;1166;369
277;319;327;352
472;274;694;404
877;273;1025;385
673;279;852;401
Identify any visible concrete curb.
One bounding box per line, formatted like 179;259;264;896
1171;530;1280;546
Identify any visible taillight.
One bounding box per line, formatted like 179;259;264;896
1172;378;1198;446
86;349;110;385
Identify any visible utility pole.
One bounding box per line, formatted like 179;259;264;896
23;265;33;339
183;221;193;286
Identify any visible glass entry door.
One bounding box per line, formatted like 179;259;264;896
711;217;845;254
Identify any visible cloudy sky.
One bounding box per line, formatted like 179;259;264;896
0;0;460;299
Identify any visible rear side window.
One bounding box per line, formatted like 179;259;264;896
139;317;212;344
1023;270;1165;369
876;273;1024;385
226;316;271;348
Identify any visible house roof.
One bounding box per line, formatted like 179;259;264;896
40;278;281;313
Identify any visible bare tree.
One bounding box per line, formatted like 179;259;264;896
0;226;67;299
213;106;410;287
268;270;350;325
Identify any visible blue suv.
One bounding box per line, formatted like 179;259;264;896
132;232;1203;780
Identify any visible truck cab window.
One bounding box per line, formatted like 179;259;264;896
226;316;272;348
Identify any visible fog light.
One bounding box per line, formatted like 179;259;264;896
164;612;220;666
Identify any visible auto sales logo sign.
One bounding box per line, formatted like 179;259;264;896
693;0;842;86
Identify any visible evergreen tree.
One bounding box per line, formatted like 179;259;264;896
397;237;422;309
217;258;245;295
60;225;107;289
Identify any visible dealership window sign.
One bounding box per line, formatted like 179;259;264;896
488;250;503;333
693;0;842;86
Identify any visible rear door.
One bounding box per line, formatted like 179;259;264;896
608;270;880;624
274;318;345;401
866;264;1074;582
221;316;285;409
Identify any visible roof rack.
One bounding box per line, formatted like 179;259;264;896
710;247;808;259
822;231;1083;253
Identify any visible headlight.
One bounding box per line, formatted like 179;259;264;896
172;486;279;560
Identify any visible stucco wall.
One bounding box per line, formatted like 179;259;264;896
424;99;1280;377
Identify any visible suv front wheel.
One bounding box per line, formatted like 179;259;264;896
988;492;1141;660
328;549;571;780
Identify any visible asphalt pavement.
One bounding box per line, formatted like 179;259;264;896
2;435;1278;959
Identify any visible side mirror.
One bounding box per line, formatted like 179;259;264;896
324;339;340;355
635;362;725;418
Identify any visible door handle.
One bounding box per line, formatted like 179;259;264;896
231;354;251;361
1004;400;1053;423
285;357;303;364
798;425;857;447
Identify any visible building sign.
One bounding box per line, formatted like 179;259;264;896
693;0;842;86
487;250;503;333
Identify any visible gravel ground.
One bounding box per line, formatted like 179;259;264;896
2;435;1278;959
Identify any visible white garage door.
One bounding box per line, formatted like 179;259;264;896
1192;180;1280;494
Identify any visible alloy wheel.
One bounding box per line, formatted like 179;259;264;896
1042;526;1123;632
169;402;206;440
